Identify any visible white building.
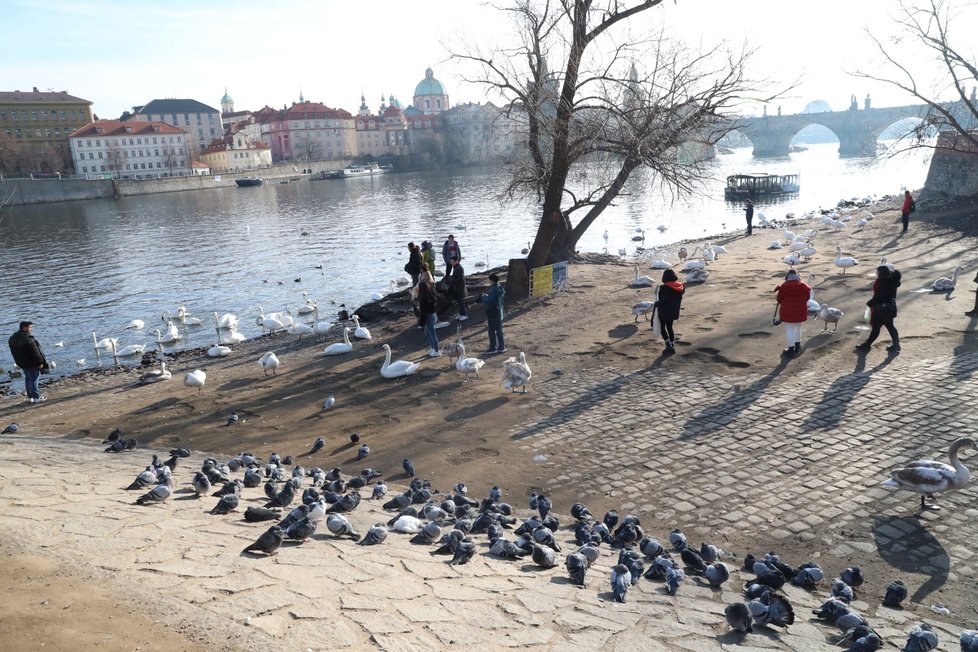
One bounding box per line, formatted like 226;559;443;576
131;98;221;159
68;120;190;179
199;133;272;173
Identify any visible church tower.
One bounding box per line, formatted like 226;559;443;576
220;88;234;115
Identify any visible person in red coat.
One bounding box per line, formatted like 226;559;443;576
900;190;914;232
775;270;811;357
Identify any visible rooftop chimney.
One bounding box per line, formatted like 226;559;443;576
33;86;39;93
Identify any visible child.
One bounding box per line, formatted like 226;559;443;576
656;269;685;353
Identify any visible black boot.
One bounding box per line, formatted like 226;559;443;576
887;335;901;352
793;342;801;355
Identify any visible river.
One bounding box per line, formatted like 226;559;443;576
0;142;931;376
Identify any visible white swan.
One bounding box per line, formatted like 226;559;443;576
392;274;412;287
288;322;314;339
311;305;332;337
152;321;181;344
806;273;820;316
834;247;859;275
218;329;246;346
781;252;801;266
767;240;784;250
501;352;532;394
788;240;808;252
214;312;238;330
259;352;280;376
473;253;489;268
54;341;64;348
371;280;397;302
111;341;148;357
441;325;464;364
139;361;171;384
124;319;145;330
454;342;485;382
681;260;706;272
686;269;710;284
783;228;796;244
818;303;844;332
799;245;817;261
182;315;203;326
184;369;206;394
650;260;673;270
352;315;372;340
207;344;232;357
323;327;353;355
92;332;119;350
296;295;316;316
380;343;420;379
883;437;977;510
933;266;965;291
711;244;730;255
632;300;656;322
631;230;645;242
630;266;654;287
256;306;285;333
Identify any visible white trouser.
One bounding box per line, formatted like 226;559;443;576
784;322;802;347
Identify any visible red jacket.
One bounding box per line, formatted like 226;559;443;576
775;279;811;323
902;193;914;213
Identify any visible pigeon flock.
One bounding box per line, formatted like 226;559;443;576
107;428;976;650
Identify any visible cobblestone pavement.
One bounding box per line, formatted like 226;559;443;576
1;351;976;650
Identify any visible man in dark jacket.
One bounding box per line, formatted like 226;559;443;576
404;242;423;286
479;273;506;353
446;256;468;320
8;321;48;403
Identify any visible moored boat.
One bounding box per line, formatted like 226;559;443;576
235;178;264;187
724;172;799;200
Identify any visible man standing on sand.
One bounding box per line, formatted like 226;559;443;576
744;199;754;235
901;190;914;233
442;235;461;274
8;321;49;403
446;256;468;321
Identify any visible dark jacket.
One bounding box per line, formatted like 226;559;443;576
775;278;811;323
442;239;461;266
417;282;439;316
480;283;505;320
8;330;47;369
405;248;423;275
447;263;466;299
868;270;901;317
656;281;685;321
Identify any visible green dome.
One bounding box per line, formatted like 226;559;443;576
221;89;233;103
414;67;446;97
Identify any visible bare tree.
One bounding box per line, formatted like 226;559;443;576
0;131;22;177
452;0;770;271
106;140;126;176
854;0;978;154
297;135;321;164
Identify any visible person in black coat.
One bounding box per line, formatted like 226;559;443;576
8;321;49;402
744;199;754;235
446;256;468;320
855;265;901;352
404;242;423;287
656;269;685;353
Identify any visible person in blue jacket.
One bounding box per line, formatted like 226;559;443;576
480;273;506;354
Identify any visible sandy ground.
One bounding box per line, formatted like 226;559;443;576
2;191;978;648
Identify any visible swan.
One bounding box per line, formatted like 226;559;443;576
92;332;119;350
700;246;716;262
392;274;412;287
686;269;710;284
767;240;784;250
182;315;203;326
521;241;531;255
380;343;420;379
882;437;977;510
855;218;868;228
296;295;316;316
152;321;181;344
650;260;673;270
632;300;655;322
473;253;489;268
124;319;145;330
323;328;353;355
352;315;372;340
501;352;531;394
783;228;796;244
256;306;285;333
799;245;817;261
656;225;667;233
818;303;844;332
781;252;801;266
631;230;645;242
829;218;846;231
207;344;232;357
681;260;706;272
371;280;397;302
184;369;206;394
441;325;464;364
933;266;965;291
311;305;332;337
111;341;148;357
54;341;64;348
834;247;859;275
677;247;688;262
218;329;246;346
806;274;820;316
788;240;808;252
602;230;609;241
617;248;627;258
259;352;280;376
139;361;171;384
756;212;770;227
711;244;730;255
214;312;238;330
630;266;654;287
288;321;314;339
454;342;485;382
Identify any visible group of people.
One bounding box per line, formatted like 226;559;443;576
407;234;506;359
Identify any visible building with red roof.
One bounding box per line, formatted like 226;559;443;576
68;120;191;178
199;133;272;173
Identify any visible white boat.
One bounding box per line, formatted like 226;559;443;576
341;163;391;178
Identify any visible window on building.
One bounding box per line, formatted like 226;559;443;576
41;111;47;120
82;166;87;173
88;153;94;159
154;149;159;156
86;139;91;147
14;128;20;137
98;152;103;158
95;139;100;146
21;112;27;121
69;111;75;121
100;165;105;172
10;112;17;122
126;164;131;170
425;100;430;109
129;139;134;145
157;162;162;168
141;163;146;169
61;111;66;120
31;112;37;121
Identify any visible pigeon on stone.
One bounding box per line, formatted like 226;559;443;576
192;471;211;497
569;502;592;522
243;468;263;488
402;458;415;477
227;458;241;472
244;506;281;523
383;493;412;511
531;544;558;568
748;590;794;627
105;439;127;453
960;630;978;652
831;579;855;603
360;468;383;482
242;525;284;556
302;487;321;505
565;552;589;586
725;602;753;633
665;565;685;596
791;562;824;588
325;513;361;540
358;524;388;546
135;483;172;505
264;481;296;508
850;632;883;652
837;625;880;649
536;494;552;519
903;623;938;652
744;583;770;600
282;455;294;466
371;481;388;500
882;580;908;607
163;455;178;471
227;412;238;426
840;566;864;588
356;444;369;461
749;568;786;590
489;485;502;502
812;597;852;624
644;555;676;581
489;536;526;560
1;422;18;434
349;432;360;444
669;528;687;551
325;490;360;514
285;516;318;543
681;547;708;574
704;562;730;587
411;520;443;545
431;529;465;555
617;549;644;585
700;542;719;563
102;428;123;443
310;437;325;454
449;538;477;566
602;509;618;530
127;467;157;490
209;493;240;515
169;448;191;458
268;452;282;465
532;526;562;552
278;504;311;530
610;563;631;602
528;492;538;511
322;394;335;410
421;503;449;521
578;545;600;564
213;479;242;498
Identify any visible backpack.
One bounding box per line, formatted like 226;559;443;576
909;200;916;213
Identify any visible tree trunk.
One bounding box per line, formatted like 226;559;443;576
506;258;530;302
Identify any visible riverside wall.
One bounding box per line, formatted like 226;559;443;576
923;132;978;197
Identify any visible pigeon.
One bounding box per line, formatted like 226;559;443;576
213;479;242;497
748;590;794;627
102;428;123;443
127;467;157;490
536;494;552;519
322;394;335;410
358;523;388;546
700;542;719;563
840;566;864;588
812;597;853;624
350;432;360;444
243;468;263;488
268;452;282;465
704;562;730;587
665;565;685;595
617;549;644;585
531;544;558;568
602;509;618;530
831;579;855;603
135;484;171;505
1;422;18;434
903;623;938;652
578;545;600;564
961;630;978;652
227;412;239;426
645;555;676;581
532;526;562;552
837;625;881;649
640;537;665;560
310;437;325;454
244;506;281;522
302;487;321;505
669;528;687;551
610;563;631;602
209;493;239;515
371;481;388;500
489;485;502;502
849;632;883;652
169;448;191;458
449;538;477;566
278;504;311;530
242;525;284;556
326;513;361;540
192;472;211;497
431;529;465;555
791;562;824;587
360;468;383;482
356;444;369;461
528;492;538;511
411;521;443;545
325;490;361;514
725;602;753;633
402;458;415;477
489;536;526;560
749;569;786;590
282;455;294;465
681;547;708;574
285;517;318;542
882;580;908;607
566;552;589;586
264;481;296;508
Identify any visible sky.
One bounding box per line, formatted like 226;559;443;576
4;0;976;120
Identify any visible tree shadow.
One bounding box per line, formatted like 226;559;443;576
948;312;978;380
872;514;949;603
799;351;896;432
510;371;635;440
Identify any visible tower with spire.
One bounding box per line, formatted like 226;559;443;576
220;88;234;115
358;92;370;116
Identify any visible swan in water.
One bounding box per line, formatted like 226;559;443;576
124;319;145;330
933;265;965;291
296;294;316;316
323;327;354;355
473;253;489;268
882;437;977;510
256;306;285;333
521;241;531;255
380;343;420;379
631;230;645;242
214;312;238;330
818;303;844;332
152;321;182;344
501;351;532;393
352;315;372;340
618;248;628;258
184;369;206;394
834;247;859;275
54;341;64;348
656;225;667;233
371;280;397;302
259;352;280;376
92;332;119;350
602;230;609;241
630;266;654;287
392;274;412;287
454;342;485;382
139;361;171;384
207;344;232;357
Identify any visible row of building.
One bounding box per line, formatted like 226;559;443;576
0;69;517;179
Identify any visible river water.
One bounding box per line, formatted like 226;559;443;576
0;142;931;376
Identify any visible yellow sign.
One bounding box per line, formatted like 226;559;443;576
530;265;553;298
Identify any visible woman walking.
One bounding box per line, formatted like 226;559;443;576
656;269;685;354
774;270;811;357
855;265;901;352
417;271;441;357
